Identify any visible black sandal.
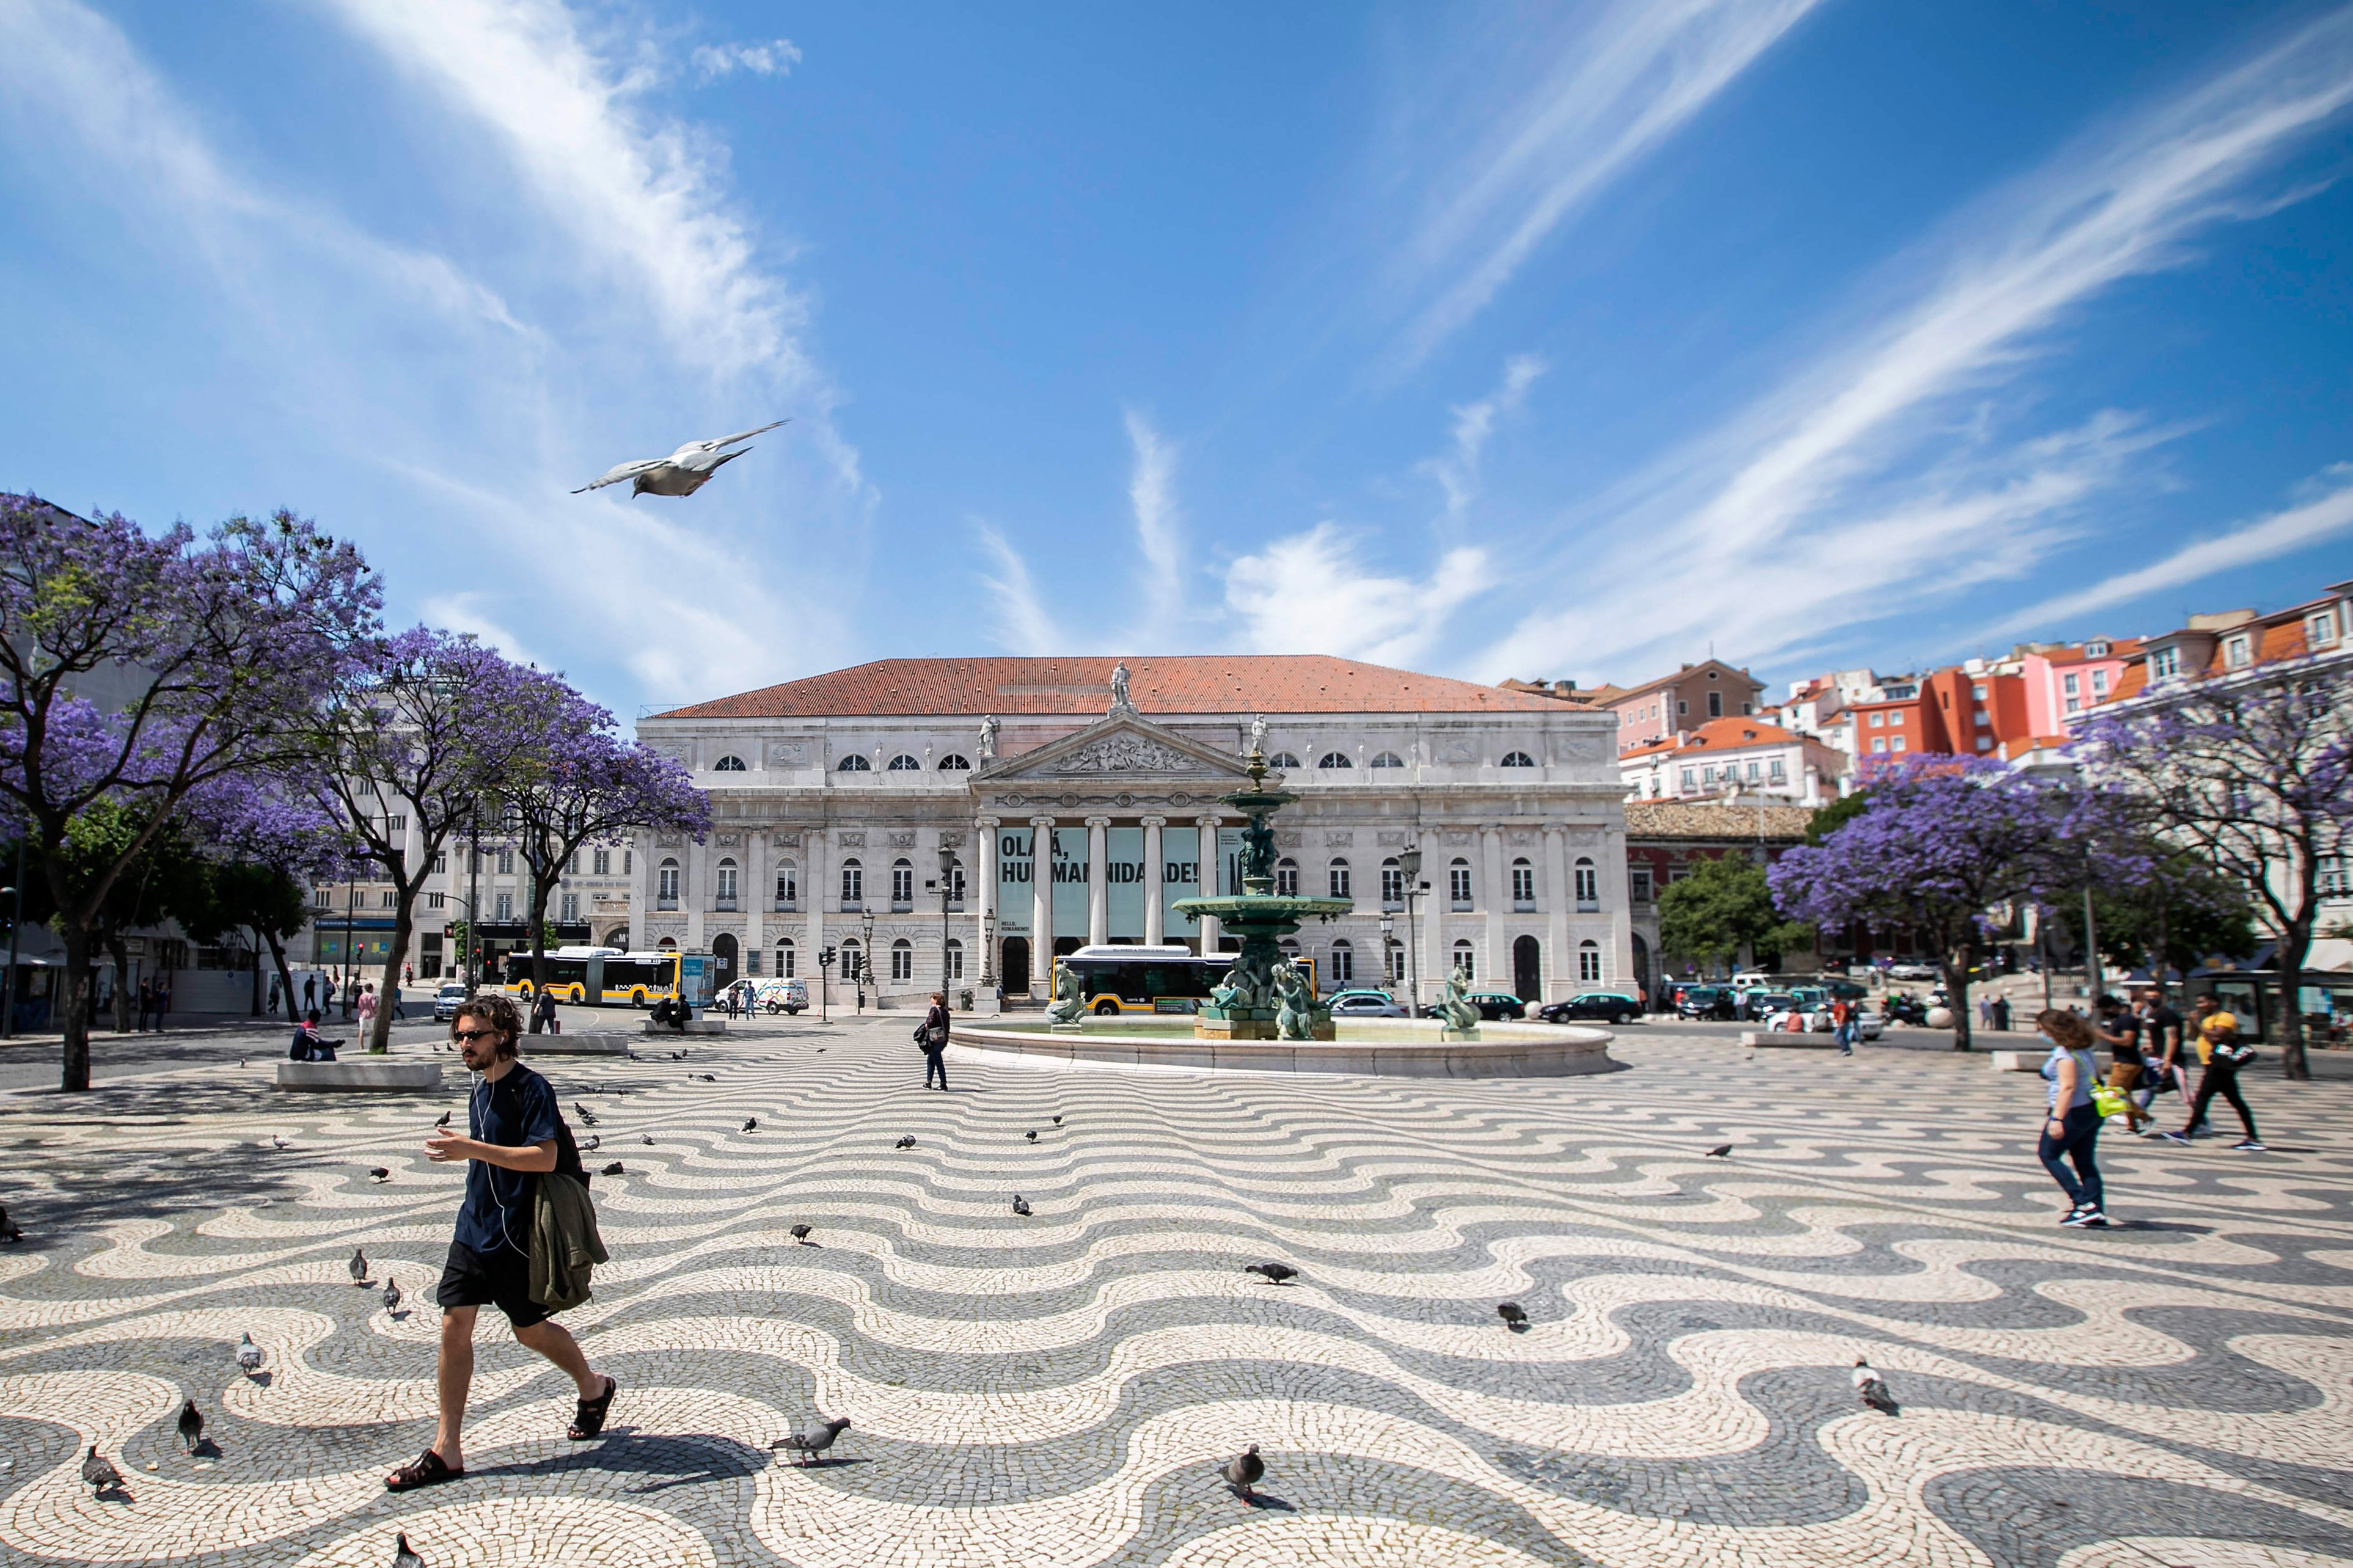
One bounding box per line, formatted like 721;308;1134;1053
385;1448;464;1491
568;1375;617;1440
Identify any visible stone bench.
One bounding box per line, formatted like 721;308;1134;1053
1990;1051;2043;1073
523;1032;631;1056
1741;1029;1833;1049
642;1019;728;1035
276;1060;444;1092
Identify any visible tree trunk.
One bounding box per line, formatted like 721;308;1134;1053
106;935;133;1034
370;892;418;1054
250;938;262;1017
59;921;94;1092
261;927;299;1032
1944;949;1973;1052
2277;919;2311;1082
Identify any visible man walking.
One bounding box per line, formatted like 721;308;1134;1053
2159;1017;2264;1152
303;972;318;1015
1829;996;1854;1056
2091;994;2150;1134
386;994;615;1492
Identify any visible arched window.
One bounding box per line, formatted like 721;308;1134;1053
840;938;862;979
777;939;795;978
1449;858;1473;910
1331;938;1354;983
944;856;966;906
713;755;747;771
837;754;871;771
1267;751;1301;770
890;938;914;982
891;858;915;909
1380;857;1403;907
656;936;678;950
1385;938;1406;982
715;857;739;910
1579;939;1601;982
1369;751;1406;768
1275;856;1299;897
1317;751;1352;769
657;858;679;910
1501;751;1537;768
840;858;863;909
945;938;964;981
887;754;922;771
1510;857;1534;911
938;754;973;771
1451;939;1476;980
1574;856;1598;909
1328;858;1351;899
775;862;798;911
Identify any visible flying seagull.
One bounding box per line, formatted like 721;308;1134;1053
573;421;788;497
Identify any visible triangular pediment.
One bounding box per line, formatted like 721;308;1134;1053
977;712;1254;784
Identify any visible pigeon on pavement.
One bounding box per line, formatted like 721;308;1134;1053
742;1118;758;1133
81;1445;121;1495
0;1205;20;1243
349;1247;368;1284
1011;1195;1032;1217
368;1167;390;1183
573;421;789;498
1026;1130;1037;1143
392;1530;425;1568
271;1136;290;1150
602;1162;626;1176
1854;1357;1898;1414
235;1333;263;1374
177;1398;204;1451
1052;1115;1064;1125
790;1224;812;1244
382;1277;403;1314
1221;1443;1265;1501
1705;1144;1733;1158
769;1416;850;1465
642;1135;655;1146
695;1073;717;1082
895;1136;917;1150
1243;1263;1298;1285
584;1134;601;1152
1497;1302;1529;1330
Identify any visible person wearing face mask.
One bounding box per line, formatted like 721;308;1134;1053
2034;1008;2110;1228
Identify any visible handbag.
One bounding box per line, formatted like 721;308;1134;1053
2090;1081;2128;1120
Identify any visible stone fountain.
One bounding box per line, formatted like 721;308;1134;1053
1172;746;1352;1042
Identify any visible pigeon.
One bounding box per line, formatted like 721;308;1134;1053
271;1136;290;1150
1854;1357;1898;1414
576;1103;593;1120
1026;1130;1038;1143
1011;1195;1032;1217
585;1134;602;1152
177;1398;204;1451
392;1531;425;1568
383;1277;403;1314
790;1224;812;1244
1497;1302;1528;1330
235;1333;263;1374
1221;1442;1265;1501
1243;1263;1297;1285
80;1445;121;1495
238;1057;247;1069
642;1135;655;1147
602;1162;626;1176
434;1110;452;1128
1705;1145;1733;1159
579;1113;599;1128
742;1118;758;1134
1052;1115;1064;1125
368;1167;390;1183
573;421;789;498
695;1073;717;1082
769;1415;850;1465
349;1247;368;1284
895;1136;917;1150
0;1205;20;1243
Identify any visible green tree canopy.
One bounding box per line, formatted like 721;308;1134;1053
1659;854;1813;971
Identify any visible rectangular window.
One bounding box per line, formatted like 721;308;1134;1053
623;851;632;875
658;863;679;907
2309;611;2340;647
2063;673;2079;696
892;864;914;908
891;944;913;982
1976;736;1994;751
560;892;580;921
1511;864;1534;908
781;945;796;978
2064;696;2080;714
1871;737;1888;754
497;849;514;875
1708;691;1722;718
746;949;761;975
593;848;611;876
2319;856;2350;897
568;851;581;875
1975;710;1990;727
842;866;863;908
1891;737;1907;753
1629;868;1652;905
494;892;513;921
1579;946;1602;983
1276;862;1298;897
776;869;798;910
381;890;397;908
1381;866;1403;906
427;892;445;909
434;851;447;874
1680;767;1696;789
2150;647;2179;680
717;864;739;907
2225;635;2252;669
1386;941;1406;982
314;887;331;908
1746;760;1760;779
1331;945;1353;983
1575;864;1598;906
1449;864;1473;910
1972;685;1986;701
1329;863;1352;899
1768;758;1785;781
1870;713;1885;727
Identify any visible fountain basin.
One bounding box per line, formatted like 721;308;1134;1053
950;1013;1618;1078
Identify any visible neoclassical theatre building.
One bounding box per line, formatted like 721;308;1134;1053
628;656;1632;1008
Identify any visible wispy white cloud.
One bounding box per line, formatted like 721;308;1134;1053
1123;410;1184;640
1477;5;2353;682
973;523;1059;657
1224;523;1493;668
1420;354;1545;533
692;38;801;82
1381;0;1819;370
1982;465;2353;639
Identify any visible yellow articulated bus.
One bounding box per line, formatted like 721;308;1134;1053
1053;943;1244;1016
503;946;680;1008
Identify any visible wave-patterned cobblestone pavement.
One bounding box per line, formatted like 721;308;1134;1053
1;1019;2350;1566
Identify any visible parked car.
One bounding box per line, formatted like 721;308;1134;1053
1674;985;1724;1020
754;978;808;1015
1539;990;1643;1025
1327;989;1409;1018
1885;962;1941;982
1851;1004;1884;1041
1820;977;1868;1002
432;982;467;1023
1457;990;1528;1021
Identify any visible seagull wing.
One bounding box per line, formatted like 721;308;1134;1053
670;419;788;459
573;457;669;494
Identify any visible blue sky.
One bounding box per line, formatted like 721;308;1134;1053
2;1;2351;717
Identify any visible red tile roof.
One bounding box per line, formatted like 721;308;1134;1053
1619;717;1802;762
655;656;1565;720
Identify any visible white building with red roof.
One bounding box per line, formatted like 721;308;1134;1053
1618;717;1850;806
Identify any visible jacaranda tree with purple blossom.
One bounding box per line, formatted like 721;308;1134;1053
1768;755;2142;1051
489;682;708;1027
0;497;377;1090
2075;660;2352;1081
182;773;360;1027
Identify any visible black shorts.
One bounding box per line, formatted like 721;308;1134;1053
436;1239;552;1329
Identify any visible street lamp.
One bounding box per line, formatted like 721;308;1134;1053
1397;845;1423;1020
860;905;876;1010
937;845;957;1007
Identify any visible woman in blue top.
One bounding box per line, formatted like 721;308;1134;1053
2036;1009;2108;1227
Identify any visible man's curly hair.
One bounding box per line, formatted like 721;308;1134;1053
452;993;525;1057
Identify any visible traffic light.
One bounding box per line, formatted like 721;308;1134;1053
819;946;836;969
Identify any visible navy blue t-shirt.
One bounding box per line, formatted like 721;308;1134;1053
455;1062;560;1256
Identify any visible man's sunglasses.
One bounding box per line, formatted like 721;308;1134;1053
450;1027;499;1044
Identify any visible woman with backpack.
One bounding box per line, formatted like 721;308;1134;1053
2035;1009;2109;1228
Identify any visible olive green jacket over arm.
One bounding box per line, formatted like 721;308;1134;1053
529;1172;609;1311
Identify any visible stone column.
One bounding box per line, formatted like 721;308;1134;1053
1141;815;1166;946
1425;843;1449;999
1030;815;1056;982
805;831;828;980
1481;825;1505;987
975;815;1000;984
1545;825;1571;1002
685;836;705;952
1193;815;1223;954
1605;831;1634;989
745;834;765;969
1085;815;1111;947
